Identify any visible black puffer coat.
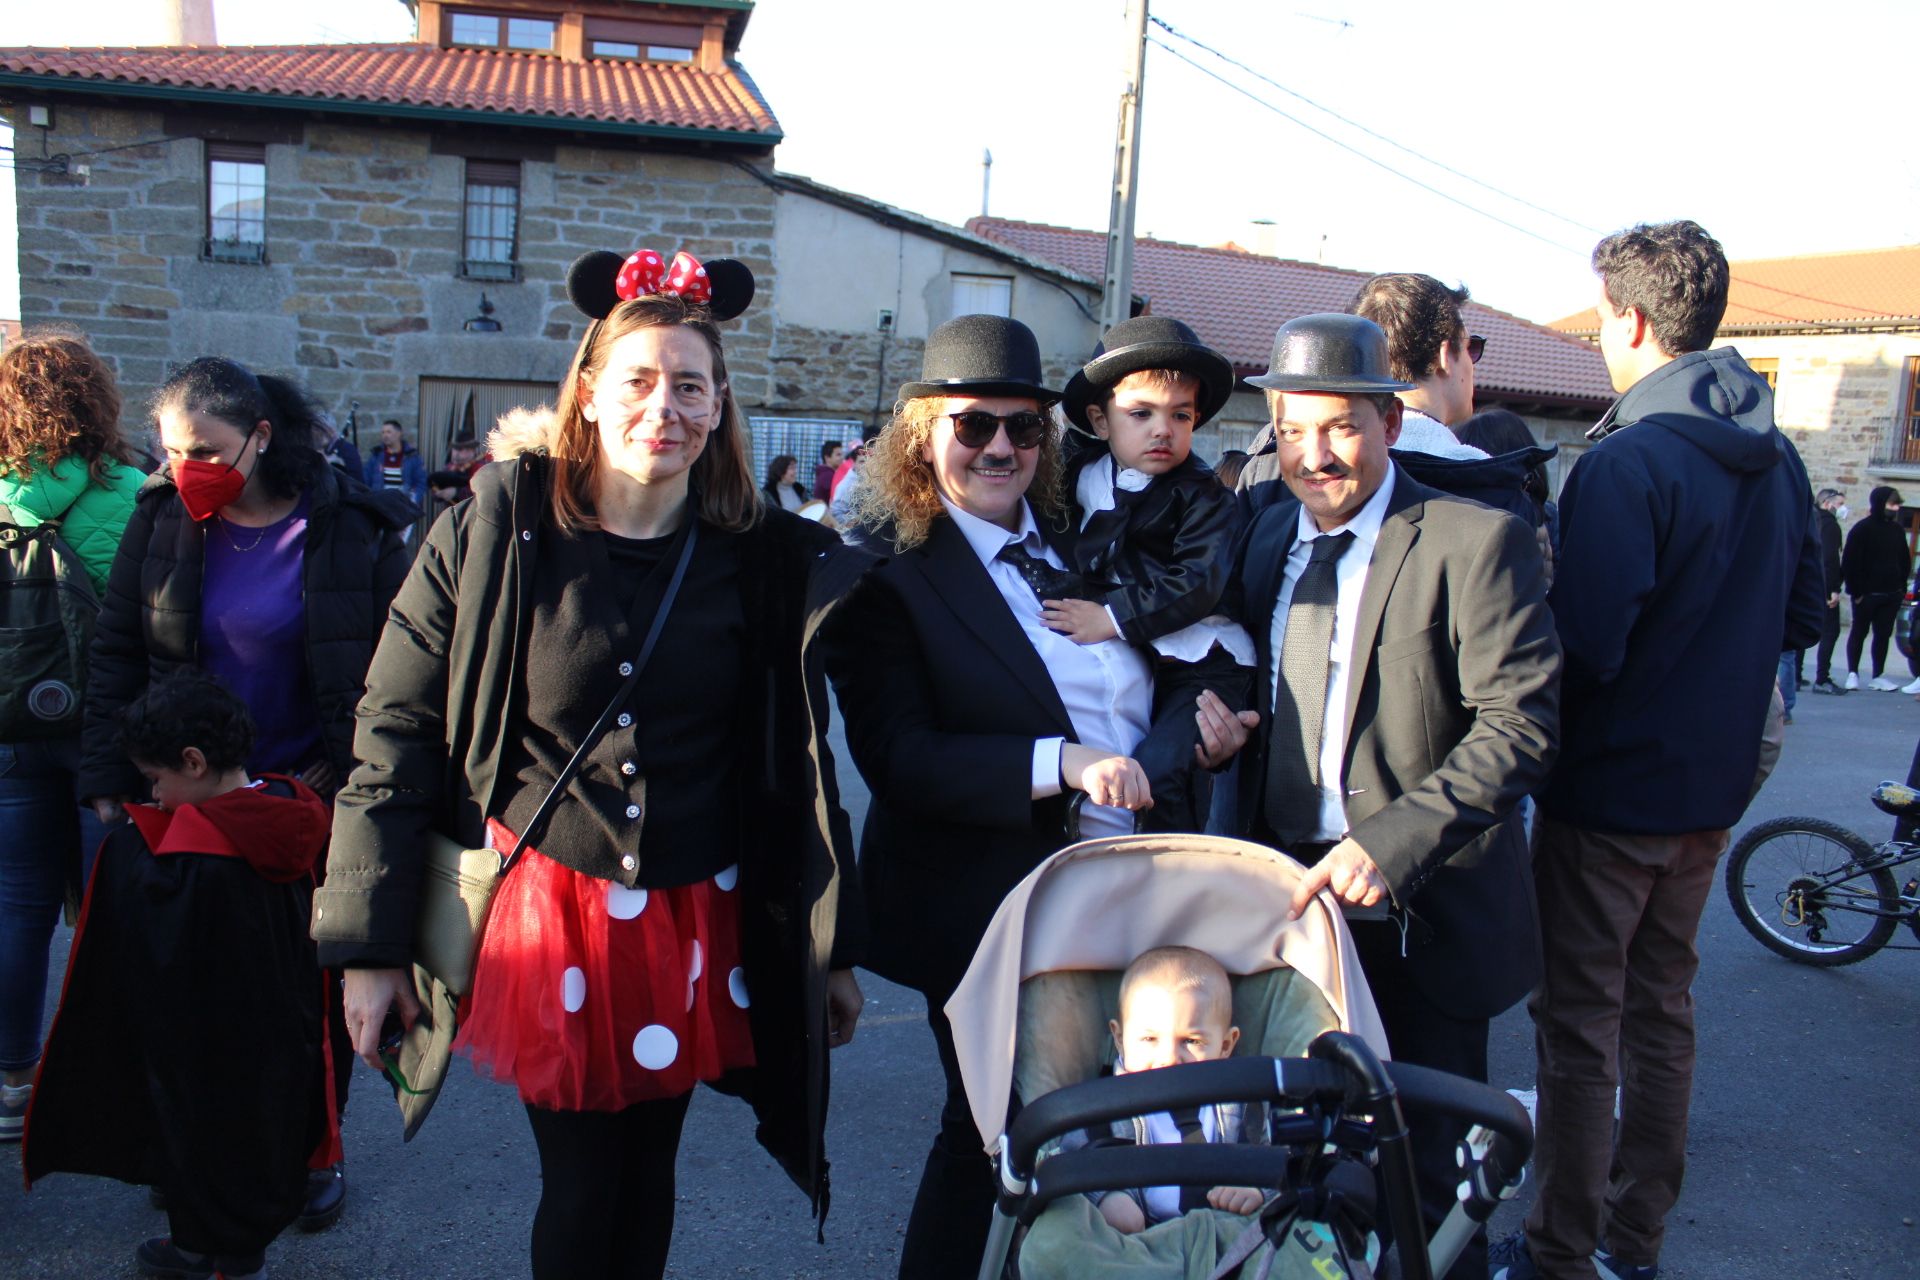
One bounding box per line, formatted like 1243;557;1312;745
79;462;414;802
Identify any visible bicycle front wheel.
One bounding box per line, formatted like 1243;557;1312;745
1724;817;1900;966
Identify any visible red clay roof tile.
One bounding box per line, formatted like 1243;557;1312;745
969;217;1613;407
0;42;778;136
1551;244;1920;333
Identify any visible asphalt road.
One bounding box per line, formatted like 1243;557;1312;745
5;674;1917;1278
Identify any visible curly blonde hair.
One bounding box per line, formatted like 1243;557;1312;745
848;397;1067;550
0;333;132;482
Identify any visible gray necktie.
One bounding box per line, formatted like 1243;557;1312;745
1264;532;1356;846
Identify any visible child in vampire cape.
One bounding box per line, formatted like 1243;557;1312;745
25;671;337;1280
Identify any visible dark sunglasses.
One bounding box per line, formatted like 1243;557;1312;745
377;1022;428;1096
1466;334;1487;364
948;410;1049;450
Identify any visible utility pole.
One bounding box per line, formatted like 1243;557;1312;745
981;148;993;218
1100;0;1149;332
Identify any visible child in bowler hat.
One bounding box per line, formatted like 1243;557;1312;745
1051;316;1256;832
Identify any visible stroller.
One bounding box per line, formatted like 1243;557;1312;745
945;833;1532;1280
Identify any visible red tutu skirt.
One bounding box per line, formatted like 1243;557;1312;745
453;819;755;1112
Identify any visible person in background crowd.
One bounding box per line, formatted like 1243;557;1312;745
830;441;865;499
1808;489;1848;695
1458;408;1559;588
828;314;1160;1280
1212;448;1248;490
315;265;864;1280
829;440;872;531
362;418;427;512
313;410;361;480
78;355;415;1231
429;431;488;507
1352;273;1489;456
1501;220;1823;1280
811;438;843;502
1839;484;1910;691
27;672;335;1280
761;453;808;512
0;333;142;1141
1223;312;1559;1280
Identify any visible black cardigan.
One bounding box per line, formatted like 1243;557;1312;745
80;462;413;802
312;454;868;1217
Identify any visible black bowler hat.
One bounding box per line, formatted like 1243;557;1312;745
1246;313;1414;394
900;315;1060;402
1061;315;1236;434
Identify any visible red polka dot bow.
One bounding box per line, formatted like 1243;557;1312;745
613;249;713;305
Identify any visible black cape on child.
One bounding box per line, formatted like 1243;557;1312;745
24;776;340;1255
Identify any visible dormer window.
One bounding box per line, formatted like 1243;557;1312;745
447;10;556;53
584;17;700;63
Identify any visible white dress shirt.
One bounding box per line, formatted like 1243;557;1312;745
1074;457;1256;665
1267;467;1397;842
940;497;1153;840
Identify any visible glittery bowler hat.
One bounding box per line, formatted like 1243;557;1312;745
1062;315;1237;433
899;315;1060;402
1246;313;1414;394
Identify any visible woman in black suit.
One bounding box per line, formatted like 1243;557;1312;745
825;315;1159;1279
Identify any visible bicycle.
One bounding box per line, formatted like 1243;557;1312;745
1724;781;1920;966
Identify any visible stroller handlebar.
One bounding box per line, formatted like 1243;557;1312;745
1002;1054;1532;1184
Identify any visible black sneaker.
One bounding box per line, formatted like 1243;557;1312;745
1811;679;1846;695
1488;1231;1542;1279
1595;1246;1659;1280
296;1164;345;1232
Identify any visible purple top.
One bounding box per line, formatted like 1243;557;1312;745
200;493;322;776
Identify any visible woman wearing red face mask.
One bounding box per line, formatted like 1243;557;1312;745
75;356;414;1241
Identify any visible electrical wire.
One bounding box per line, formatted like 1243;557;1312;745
1152;14;1605;237
1151;13;1892;324
1147;35;1590;258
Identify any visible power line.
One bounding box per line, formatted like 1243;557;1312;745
1146;35;1590;258
1151;13;1884;324
1151;14;1606;237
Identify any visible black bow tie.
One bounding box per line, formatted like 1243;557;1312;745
996;541;1096;604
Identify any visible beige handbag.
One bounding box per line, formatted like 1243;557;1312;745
387;521;699;1139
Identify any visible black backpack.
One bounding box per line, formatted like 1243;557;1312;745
0;501;100;739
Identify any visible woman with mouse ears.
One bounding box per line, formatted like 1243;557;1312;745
312;247;868;1279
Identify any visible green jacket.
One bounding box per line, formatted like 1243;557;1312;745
0;455;145;594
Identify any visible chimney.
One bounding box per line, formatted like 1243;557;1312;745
1249;219;1280;258
162;0;217;45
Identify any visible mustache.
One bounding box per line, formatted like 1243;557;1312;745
1293;462;1351;479
972;453;1017;468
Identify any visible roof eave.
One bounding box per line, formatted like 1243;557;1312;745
0;70;783;148
772;173;1098;291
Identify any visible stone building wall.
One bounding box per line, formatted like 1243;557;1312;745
1720;332;1920;511
7;101;777;449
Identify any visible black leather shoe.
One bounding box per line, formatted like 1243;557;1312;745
135;1237;214;1279
296;1164;345;1232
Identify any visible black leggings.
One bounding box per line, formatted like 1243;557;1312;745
524;1093;693;1280
1846;593;1901;678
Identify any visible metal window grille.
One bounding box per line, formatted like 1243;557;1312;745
462;161;520;281
1898;358;1920;464
747;417;863;498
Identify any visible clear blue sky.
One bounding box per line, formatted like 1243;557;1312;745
5;0;1916;325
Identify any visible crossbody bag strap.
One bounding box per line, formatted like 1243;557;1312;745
496;516;700;877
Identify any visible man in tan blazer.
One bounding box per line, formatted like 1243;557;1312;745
1224;313;1561;1278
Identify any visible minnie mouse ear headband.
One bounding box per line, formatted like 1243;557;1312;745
566;248;756;322
1062;315;1236;434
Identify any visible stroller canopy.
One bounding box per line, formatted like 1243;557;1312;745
945;834;1390;1154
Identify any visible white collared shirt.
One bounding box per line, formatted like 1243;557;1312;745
939;497;1153;840
1267;467;1398;842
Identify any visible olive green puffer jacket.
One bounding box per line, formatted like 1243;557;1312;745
0;454;146;594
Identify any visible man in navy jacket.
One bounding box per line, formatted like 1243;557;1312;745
1507;222;1824;1280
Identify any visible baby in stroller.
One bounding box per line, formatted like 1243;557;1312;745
1066;946;1266;1234
947;833;1532;1280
